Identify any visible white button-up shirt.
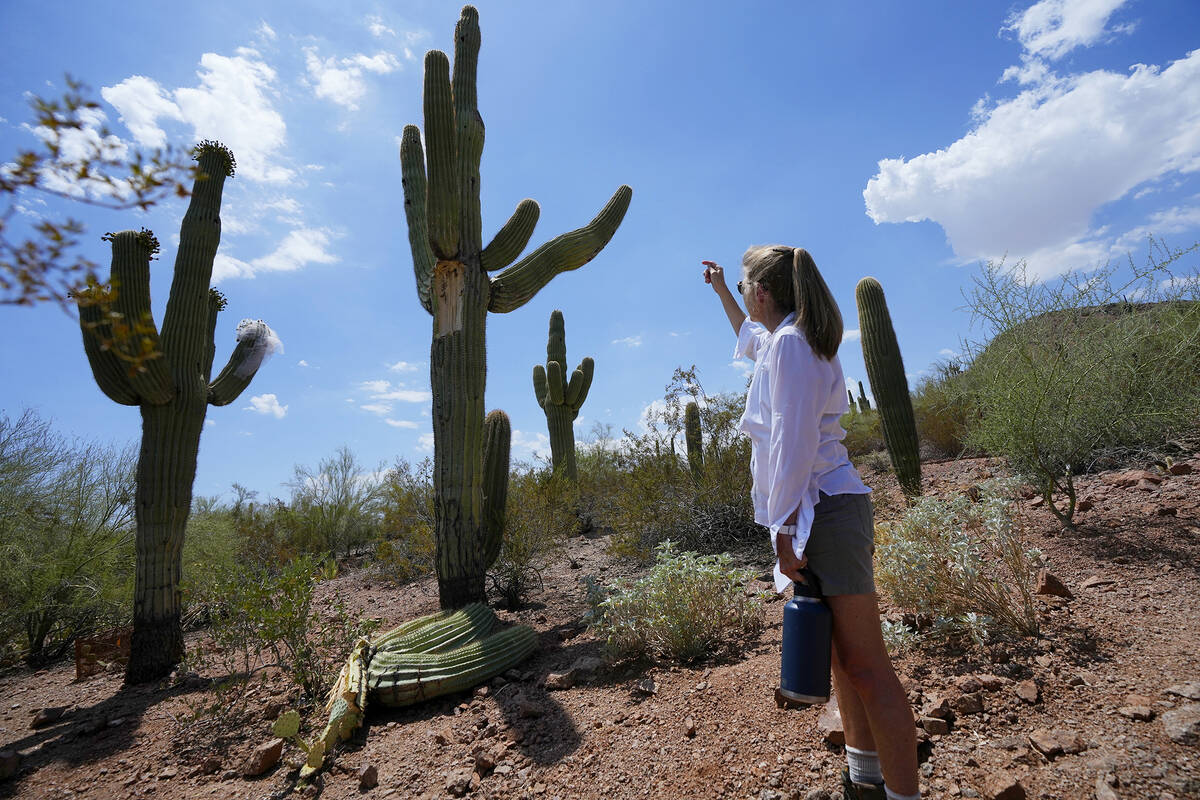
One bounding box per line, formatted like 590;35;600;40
734;313;870;592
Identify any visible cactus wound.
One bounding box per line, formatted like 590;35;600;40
434;260;466;336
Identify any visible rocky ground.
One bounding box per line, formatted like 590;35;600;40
1;455;1198;800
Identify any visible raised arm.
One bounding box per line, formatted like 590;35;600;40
703;261;746;335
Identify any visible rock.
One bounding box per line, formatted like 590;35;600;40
544;672;574;691
804;791;833;800
982;770;1025;800
1035;570;1073;599
683;716;697;738
434;726;455;745
262;701;283;721
1124;693;1154;707
1094;774;1119;800
953;693;984;715
923;695;954;719
158;766;177;779
473;685;489;699
1166;682;1200;700
1168;462;1193;475
358;764;378;790
818;695;845;746
1028;729;1085;759
445;769;473;797
473;745;497;774
634;677;657;695
1081;575;1117;589
569;656;606;679
956;675;984;694
920;716;950;735
978;674;1007;691
1013;681;1040;704
0;749;18;780
1156;505;1178;516
516;695;544;719
1076;499;1094;513
1118;706;1155;721
30;706;69;729
198;757;221;775
1162;704;1200;744
242;738;284;777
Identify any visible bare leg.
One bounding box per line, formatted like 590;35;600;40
832;643;874;751
826;592;918;796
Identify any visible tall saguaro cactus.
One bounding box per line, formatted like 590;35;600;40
855;277;921;497
684;401;704;479
75;142;277;683
532;310;593;481
400;6;632;607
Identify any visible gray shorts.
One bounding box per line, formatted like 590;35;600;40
801;491;876;596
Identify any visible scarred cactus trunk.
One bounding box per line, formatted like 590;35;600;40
856;277;921;497
75;143;277;683
532;310;593;481
401;6;631;608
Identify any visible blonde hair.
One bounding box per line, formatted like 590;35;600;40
741;245;843;360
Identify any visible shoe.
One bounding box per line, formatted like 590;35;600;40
841;768;886;800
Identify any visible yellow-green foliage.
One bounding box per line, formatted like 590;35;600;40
491;467;577;608
839;409;884;459
911;361;976;458
375;457;436;584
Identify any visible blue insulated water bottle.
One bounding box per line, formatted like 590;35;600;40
780;568;832;704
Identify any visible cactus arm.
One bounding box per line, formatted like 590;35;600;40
532;364;548;409
423;51;459;260
77;298;140;405
565;366;586;409
104;231;175;405
480;199;539;271
453;6;484;258
547;310;567;365
160;145;231;371
546;361;564;405
487;185;633;313
400;126;435;314
207;341;257;406
203;289;222;383
576;357;595;409
480;409;510;568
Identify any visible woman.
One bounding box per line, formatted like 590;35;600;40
703;246;919;800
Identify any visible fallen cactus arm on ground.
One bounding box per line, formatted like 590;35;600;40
296;604;536;781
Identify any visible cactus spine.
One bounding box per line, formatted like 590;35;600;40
75;142;275;683
855;277;921;497
684;401;704;479
532;310;593;480
857;380;871;412
400;6;631;607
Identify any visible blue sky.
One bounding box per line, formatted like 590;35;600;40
2;0;1199;501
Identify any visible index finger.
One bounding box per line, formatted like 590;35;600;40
701;260;717;267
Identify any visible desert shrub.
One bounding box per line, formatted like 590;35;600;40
911;360;977;458
490;467;577;608
857;449;893;474
875;480;1042;641
600;367;758;558
0;411;136;664
840;409;884;458
960;244;1200;525
288;446;385;558
374;457;436;583
587;541;763;663
186;554;376;699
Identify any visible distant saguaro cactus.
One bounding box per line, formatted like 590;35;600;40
74;141;278;683
847;389;857;415
533;310;593;480
857;380;871;412
400;6;632;607
684;401;704;479
856;277;921;497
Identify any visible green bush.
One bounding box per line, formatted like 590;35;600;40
288;446;385;558
490;467;577;608
587;541;763;663
0;411;136;664
839;409;884;458
911;360;976;458
186;554;376;699
960;244;1200;525
374;457;436;584
875;480;1042;642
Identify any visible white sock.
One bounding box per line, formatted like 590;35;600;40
884;787;921;800
846;745;882;785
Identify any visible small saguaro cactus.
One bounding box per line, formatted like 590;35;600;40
75;141;278;683
847;389;858;415
857;380;871;412
856;277;921;497
533;310;593;480
684;401;704;479
400;6;631;607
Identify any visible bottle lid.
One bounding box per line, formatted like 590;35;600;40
794;567;824;599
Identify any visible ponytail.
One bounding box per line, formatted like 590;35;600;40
792;247;842;360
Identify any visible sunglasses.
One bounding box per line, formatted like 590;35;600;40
737;280;750;294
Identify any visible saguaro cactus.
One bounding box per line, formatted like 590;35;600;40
857;380;871;412
684;401;704;479
856;277;921;497
400;6;631;607
75;141;277;682
846;389;858;415
533;310;593;480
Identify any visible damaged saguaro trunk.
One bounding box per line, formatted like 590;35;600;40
75;143;278;683
400;5;631;608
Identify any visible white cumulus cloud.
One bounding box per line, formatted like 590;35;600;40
388;360;421;372
246;393;287;418
360;403;392;416
842;328;861;343
1003;0;1131;61
212;228;339;282
385;419;419;429
305;47;400;111
612;335;642;348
